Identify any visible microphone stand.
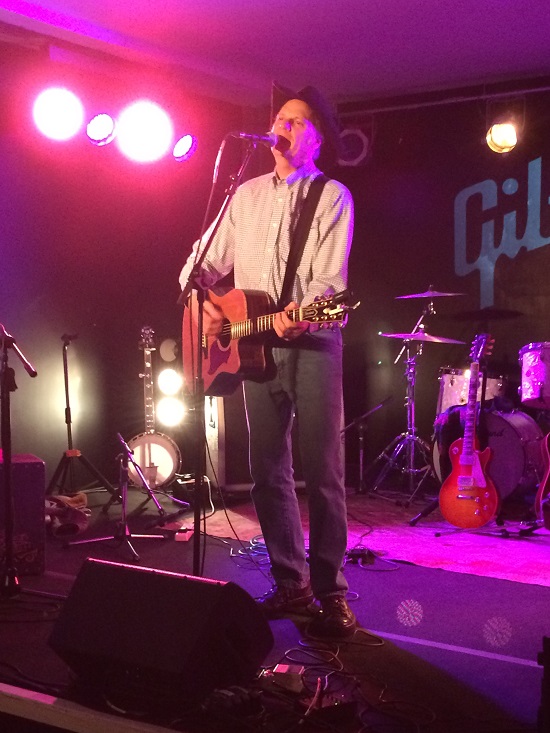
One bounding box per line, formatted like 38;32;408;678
66;433;170;560
0;324;37;598
341;396;393;494
180;138;260;577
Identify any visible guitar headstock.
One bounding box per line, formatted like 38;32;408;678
139;325;156;351
470;333;494;363
302;291;360;327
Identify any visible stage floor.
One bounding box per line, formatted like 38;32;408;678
0;478;548;733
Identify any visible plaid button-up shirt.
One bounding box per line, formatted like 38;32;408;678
179;162;354;307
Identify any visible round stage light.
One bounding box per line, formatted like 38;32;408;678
32;87;85;141
115;100;174;163
156;396;186;427
486;122;518;153
159;338;178;362
173;134;198;162
157;368;183;396
87;113;116;146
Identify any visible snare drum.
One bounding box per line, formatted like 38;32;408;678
436;367;504;415
127;431;182;488
519;342;550;408
433;409;543;499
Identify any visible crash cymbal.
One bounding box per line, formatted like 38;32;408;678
395;289;464;299
448;307;524;322
381;331;465;344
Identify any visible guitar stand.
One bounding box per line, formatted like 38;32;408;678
47;335;119;507
65;434;170;561
431;516;544;539
409;365;490;527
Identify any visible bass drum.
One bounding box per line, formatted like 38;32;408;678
127;431;182;489
433;410;544;500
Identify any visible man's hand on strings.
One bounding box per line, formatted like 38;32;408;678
189;292;224;337
274;301;309;341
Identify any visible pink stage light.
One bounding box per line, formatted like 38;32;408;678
173;134;198;162
87;113;116;146
115;100;174;163
32;87;85;141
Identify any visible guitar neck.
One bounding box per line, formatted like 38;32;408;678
462;361;479;459
227;306;304;339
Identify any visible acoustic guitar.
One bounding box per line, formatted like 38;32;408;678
439;333;500;529
534;433;550;529
182;288;353;396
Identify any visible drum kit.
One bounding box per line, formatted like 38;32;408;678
369;288;465;500
370;286;548;512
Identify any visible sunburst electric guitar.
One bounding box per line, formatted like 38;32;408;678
439;333;500;529
182;288;354;396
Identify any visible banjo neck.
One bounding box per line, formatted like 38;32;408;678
128;326;182;489
139;326;156;433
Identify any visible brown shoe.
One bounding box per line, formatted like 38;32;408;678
308;595;357;638
256;584;314;618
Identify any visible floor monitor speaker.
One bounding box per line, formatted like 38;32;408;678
49;558;273;712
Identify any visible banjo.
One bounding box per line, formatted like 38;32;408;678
127;326;182;489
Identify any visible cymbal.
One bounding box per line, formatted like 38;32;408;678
395;289;464;299
448;307;524;322
381;331;466;344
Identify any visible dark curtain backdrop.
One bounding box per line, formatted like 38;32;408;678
337;92;550;478
2;41;550;485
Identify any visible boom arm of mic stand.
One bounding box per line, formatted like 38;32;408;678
115;433;178;517
179;141;259;577
0;325;37;378
179;141;259;304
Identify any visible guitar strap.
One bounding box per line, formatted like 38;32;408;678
278;173;329;308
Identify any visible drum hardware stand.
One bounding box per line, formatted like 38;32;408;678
47;335;119;507
65;433;175;560
392;297;435;366
369;339;436;503
341;396;393;494
372;296;440;503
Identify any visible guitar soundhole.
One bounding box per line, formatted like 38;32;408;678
218;320;231;349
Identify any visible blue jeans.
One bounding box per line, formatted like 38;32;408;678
243;329;348;598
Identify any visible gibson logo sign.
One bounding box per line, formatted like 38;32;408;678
454;157;550;307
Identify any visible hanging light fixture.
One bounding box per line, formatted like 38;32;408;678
485;97;525;154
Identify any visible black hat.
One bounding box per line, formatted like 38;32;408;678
271;82;343;172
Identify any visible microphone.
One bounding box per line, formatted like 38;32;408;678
231;131;278;146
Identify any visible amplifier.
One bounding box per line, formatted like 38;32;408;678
0;454;46;575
